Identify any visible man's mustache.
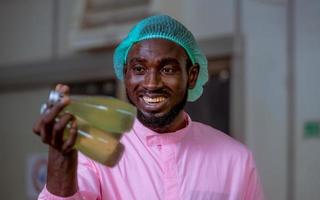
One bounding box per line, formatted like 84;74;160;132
137;88;170;96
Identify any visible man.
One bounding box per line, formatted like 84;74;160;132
34;15;264;200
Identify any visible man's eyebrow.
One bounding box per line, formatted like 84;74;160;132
127;57;180;66
159;57;180;66
127;57;147;64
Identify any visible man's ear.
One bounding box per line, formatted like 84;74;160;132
187;63;199;89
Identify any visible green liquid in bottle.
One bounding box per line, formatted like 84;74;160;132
64;96;136;136
43;91;137;166
64;117;124;167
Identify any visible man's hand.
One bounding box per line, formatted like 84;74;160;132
33;84;78;197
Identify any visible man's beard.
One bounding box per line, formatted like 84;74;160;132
126;90;188;130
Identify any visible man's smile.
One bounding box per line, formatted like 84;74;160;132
142;96;167;104
139;95;169;113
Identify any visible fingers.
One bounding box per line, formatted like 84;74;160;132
33;117;43;136
52;113;75;149
40;121;53;144
62;120;78;154
33;83;77;154
39;113;78;155
43;97;69;123
32;91;70;136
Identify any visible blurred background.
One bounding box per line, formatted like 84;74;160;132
0;0;319;199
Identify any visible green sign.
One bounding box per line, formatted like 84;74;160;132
304;121;320;138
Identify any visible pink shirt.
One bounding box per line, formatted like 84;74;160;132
39;114;264;200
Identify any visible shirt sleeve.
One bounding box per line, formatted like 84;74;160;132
38;153;102;200
243;152;265;200
38;186;84;200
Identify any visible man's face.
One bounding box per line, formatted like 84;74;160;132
124;39;198;130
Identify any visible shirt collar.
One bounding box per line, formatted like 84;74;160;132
131;112;192;146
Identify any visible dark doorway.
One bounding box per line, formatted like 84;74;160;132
185;56;231;135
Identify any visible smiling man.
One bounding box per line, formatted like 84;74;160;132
124;39;198;133
35;15;264;200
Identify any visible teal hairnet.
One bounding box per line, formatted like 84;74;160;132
113;15;208;102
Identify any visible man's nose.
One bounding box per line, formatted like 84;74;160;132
143;70;163;90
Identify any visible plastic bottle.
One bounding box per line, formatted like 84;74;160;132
41;91;136;167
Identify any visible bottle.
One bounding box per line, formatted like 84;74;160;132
41;91;136;167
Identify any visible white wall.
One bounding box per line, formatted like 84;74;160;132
184;0;235;39
238;0;320;199
152;0;235;40
0;0;53;65
239;1;288;199
294;0;320;199
151;0;186;22
0;88;50;199
56;0;78;57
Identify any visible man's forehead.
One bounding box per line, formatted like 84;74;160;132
127;57;181;66
127;39;188;61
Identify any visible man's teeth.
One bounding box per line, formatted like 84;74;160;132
143;96;166;103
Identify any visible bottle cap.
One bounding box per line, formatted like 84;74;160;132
39;91;64;114
40;103;47;114
48;90;64;104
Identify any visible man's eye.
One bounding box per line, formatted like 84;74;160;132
162;66;176;74
132;65;145;73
